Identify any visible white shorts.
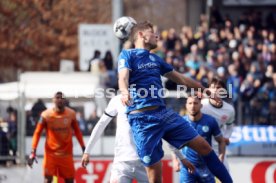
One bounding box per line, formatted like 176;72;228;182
110;160;149;183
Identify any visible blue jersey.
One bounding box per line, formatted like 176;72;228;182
182;114;222;166
118;49;173;113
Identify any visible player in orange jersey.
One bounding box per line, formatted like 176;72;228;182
27;91;85;183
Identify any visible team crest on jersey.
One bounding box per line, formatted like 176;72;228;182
149;55;156;62
221;115;228;123
64;118;69;125
202;125;209;132
143;155;151;164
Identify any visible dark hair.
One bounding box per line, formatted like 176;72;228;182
129;21;153;44
55;91;65;98
209;76;226;89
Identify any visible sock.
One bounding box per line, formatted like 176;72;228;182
202;150;233;183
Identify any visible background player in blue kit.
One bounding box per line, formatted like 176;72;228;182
172;94;226;183
118;21;232;183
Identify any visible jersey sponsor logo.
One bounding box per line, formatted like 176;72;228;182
142;156;151;164
137;62;158;69
149;55;156;61
64;118;69;125
202;125;209;132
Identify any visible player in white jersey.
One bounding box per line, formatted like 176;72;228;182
201;77;235;171
81;95;195;183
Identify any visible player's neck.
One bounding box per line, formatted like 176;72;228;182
189;113;202;122
209;98;223;108
135;41;150;50
54;106;65;113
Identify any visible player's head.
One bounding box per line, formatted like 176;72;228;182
186;94;202;117
53;91;66;109
208;77;226;95
129;21;158;50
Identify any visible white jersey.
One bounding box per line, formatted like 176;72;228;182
85;95;139;162
201;98;235;139
201;98;235;170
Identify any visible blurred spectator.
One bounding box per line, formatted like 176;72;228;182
88;50;101;73
103;50;114;71
31;99;46;124
0;118;9;166
6;107;17;164
76;111;88;135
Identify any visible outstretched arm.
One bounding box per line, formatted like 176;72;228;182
28;117;45;168
81;114;114;168
164;70;206;92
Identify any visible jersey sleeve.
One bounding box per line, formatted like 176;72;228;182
84;97;118;154
158;56;173;76
31;115;46;149
117;49;131;72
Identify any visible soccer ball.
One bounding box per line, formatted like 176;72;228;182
113;16;137;39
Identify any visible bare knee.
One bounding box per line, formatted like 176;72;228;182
146;161;162;183
187;136;212;155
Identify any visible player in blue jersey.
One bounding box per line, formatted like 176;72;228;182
172;94;226;183
118;21;232;183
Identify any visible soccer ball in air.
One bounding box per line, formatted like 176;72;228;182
113;16;137;39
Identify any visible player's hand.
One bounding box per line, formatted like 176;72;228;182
172;157;181;172
27;151;38;168
219;154;225;162
224;138;230;145
121;93;132;106
81;153;90;168
181;159;195;174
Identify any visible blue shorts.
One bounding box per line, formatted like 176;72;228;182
128;107;198;166
180;164;215;183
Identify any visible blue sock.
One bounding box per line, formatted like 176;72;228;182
202;150;233;183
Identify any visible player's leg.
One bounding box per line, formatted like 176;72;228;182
110;161;133;183
128;109;166;183
56;156;75;183
133;160;149;183
187;136;232;183
145;161;162;183
43;154;57;183
196;165;215;183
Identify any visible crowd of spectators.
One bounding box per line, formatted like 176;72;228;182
149;10;276;125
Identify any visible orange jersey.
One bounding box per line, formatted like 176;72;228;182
32;107;85;156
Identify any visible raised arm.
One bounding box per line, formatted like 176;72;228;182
164;70;206;91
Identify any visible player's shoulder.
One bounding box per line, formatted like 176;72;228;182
202;113;217;124
41;108;52;118
65;107;76;115
201;98;209;105
222;101;235;112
